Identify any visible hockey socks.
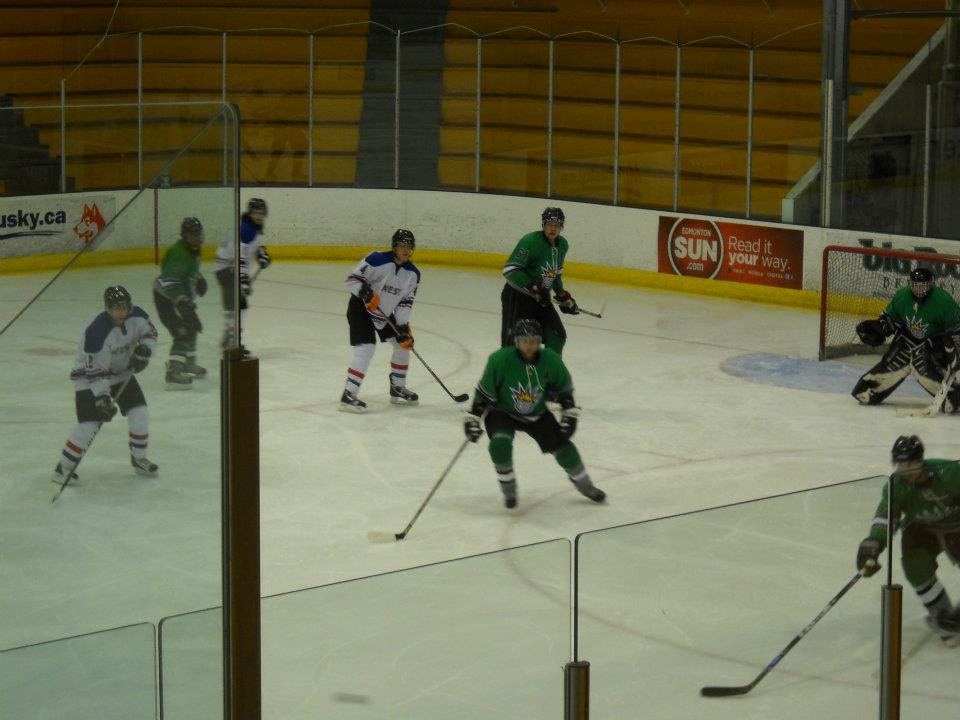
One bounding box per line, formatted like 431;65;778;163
57;421;100;476
554;443;605;503
344;343;375;395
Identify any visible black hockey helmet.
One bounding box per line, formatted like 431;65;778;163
104;285;132;311
541;206;565;228
513;318;542;346
247;198;268;216
909;266;933;300
392;228;416;251
891;435;924;463
180;217;204;248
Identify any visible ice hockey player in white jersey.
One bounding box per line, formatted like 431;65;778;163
214;197;272;349
340;229;420;412
50;286;160;487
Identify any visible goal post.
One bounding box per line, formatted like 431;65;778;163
819;245;960;360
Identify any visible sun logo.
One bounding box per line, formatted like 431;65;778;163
906;315;928;339
510;382;541;415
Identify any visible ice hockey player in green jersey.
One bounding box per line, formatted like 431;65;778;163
852;266;960;411
500;207;580;355
463;318;605;509
153;217;208;389
856;435;960;638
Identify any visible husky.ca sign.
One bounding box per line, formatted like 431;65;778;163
0;194;115;257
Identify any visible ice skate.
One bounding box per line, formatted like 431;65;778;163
131;456;159;477
183;359;207;380
50;462;78;486
389;385;419;405
500;480;517;509
165;360;193;390
926;607;960;640
339;390;367;413
571;476;606;503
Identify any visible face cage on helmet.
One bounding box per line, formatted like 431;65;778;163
910;279;932;298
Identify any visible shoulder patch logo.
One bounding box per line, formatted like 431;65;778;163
515;248;528;262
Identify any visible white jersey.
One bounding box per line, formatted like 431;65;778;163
70;308;158;396
214;214;264;274
345;251;420;328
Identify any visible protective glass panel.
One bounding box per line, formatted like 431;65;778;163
160;540;570;718
755;22;823;225
617;38;677;210
354;24;401;189
476;30;550;197
437;26;480;192
678;39;751;217
228;31;311;185
843;16;945;236
0;103;237;713
552;34;616;204
140;30;222;108
396;26;446;191
577;475;960;717
0;623;156;720
312;25;370;187
1;104;64;197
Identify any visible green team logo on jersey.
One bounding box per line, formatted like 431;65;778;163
510;381;541;414
540;259;559;288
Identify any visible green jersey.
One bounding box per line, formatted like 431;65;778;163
868;459;960;544
502;231;568;295
475;346;573;421
154;240;202;302
884;286;960;341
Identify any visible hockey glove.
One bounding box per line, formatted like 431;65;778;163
257;246;272;269
463;412;483;443
856;319;887;347
195;274;208;297
555;290;579;315
395;324;414;350
533;285;552;307
358;282;380;312
128;344;151;373
559;406;579;440
174;295;202;334
240;273;252;299
93;394;118;423
856;537;885;576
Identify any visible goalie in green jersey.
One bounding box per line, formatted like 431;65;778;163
856;436;960;638
463;318;605;509
852;266;960;411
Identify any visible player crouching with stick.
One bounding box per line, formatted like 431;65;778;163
463;318;605;509
857;435;960;639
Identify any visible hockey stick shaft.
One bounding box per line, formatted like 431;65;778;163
896;367;956;417
380;315;469;403
368;439;470;542
553;299;604;318
52;374;134;503
701;572;862;697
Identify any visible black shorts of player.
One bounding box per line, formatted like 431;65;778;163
75;376;146;423
902;524;960;564
346;294;404;346
214;267;248;312
483;408;568;454
500;284;566;347
153;289;198;341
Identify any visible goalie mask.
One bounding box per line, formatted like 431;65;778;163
513;318;542;347
103;285;132;312
909;267;933;301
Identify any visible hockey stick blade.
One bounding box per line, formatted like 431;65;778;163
700;685;752;697
367;530;404;543
453;393;469;403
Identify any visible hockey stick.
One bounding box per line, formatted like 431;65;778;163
380;315;469;403
553;298;605;319
52;374;134;504
700;572;863;697
367;439;470;543
896;368;957;417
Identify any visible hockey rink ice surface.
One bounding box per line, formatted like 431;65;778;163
2;262;960;719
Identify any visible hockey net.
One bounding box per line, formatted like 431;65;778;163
819;245;960;360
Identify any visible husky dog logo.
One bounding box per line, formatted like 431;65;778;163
73;203;106;245
510;381;541;415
